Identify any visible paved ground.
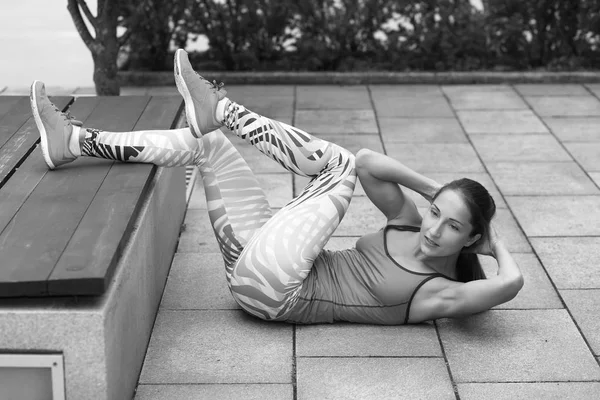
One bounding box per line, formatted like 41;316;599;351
3;83;600;399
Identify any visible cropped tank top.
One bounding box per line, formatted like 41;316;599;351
284;225;451;325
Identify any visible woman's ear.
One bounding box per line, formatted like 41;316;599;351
465;233;482;248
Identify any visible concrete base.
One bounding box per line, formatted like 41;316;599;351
0;166;186;400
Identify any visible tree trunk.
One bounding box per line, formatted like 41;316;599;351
67;0;122;96
92;43;120;96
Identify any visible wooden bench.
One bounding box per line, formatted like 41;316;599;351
0;95;187;400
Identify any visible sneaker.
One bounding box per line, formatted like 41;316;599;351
174;49;227;137
30;80;82;169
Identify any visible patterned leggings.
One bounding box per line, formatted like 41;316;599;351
81;102;356;321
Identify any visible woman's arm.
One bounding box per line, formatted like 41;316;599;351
355;148;442;221
431;239;524;318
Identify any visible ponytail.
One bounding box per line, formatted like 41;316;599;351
456;253;486;282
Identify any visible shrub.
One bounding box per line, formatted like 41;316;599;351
186;0;295;70
114;0;600;72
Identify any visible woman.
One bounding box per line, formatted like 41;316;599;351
30;49;523;325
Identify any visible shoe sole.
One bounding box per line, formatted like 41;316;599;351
174;50;202;137
30;80;56;170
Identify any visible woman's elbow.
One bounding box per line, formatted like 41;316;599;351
506;274;524;300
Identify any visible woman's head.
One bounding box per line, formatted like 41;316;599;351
419;178;496;258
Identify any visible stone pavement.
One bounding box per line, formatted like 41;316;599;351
3;83;600;399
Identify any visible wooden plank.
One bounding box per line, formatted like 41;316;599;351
0;97;33;148
0;96;73;186
0;96;151;297
0;96;22;120
48;96;183;295
0;97;94;235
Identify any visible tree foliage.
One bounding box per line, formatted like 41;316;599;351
72;0;600;88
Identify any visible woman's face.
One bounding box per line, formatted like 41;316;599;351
419;189;481;257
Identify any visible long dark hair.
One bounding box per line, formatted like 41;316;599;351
432;178;496;283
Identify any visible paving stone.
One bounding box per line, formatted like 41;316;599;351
139;310;293;384
442;85;514;95
296;85;371;109
561;289;600;355
160;253;239;310
297;358;455;400
295;109;378;134
437;310;600;382
336;197;387;235
527;96;600;116
458;382;600;400
490;209;532;252
372;95;455;117
385;143;485;173
544;117;600;141
457;110;548;134
135;384;293;400
445;90;528;110
586;83;600;97
296;323;441;357
237;95;295;119
470;134;571;162
177;209;220;253
514;84;590;96
486;162;599;196
370;84;445;97
531;237;600;289
379;117;468;143
226;85;295;97
403;172;507;209
324;236;360;251
506;196;600;236
480;253;562;309
315;133;384;154
188;172;293;209
564;142;600;171
220;85;295;118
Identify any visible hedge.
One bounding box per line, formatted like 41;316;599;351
118;0;600;72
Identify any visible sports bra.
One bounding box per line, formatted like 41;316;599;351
284;225;454;325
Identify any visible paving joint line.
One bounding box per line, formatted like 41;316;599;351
434;320;461;400
511;86;600;369
441;85;600;377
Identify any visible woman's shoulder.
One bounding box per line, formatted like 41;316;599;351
386;213;422;229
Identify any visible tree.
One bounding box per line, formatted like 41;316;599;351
119;0;189;71
67;0;132;95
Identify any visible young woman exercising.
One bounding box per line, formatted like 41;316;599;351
30;49;523;325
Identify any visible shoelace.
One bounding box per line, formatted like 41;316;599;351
207;79;225;93
197;73;225;93
53;105;79;125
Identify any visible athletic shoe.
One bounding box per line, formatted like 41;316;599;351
30;80;82;169
174;49;227;137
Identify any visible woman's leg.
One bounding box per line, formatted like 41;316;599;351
31;80;272;279
174;51;357;320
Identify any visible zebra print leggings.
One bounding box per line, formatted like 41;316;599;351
81;101;356;321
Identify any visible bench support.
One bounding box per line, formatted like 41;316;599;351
0;166;186;400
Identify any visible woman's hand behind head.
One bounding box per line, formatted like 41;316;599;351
464;221;500;257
